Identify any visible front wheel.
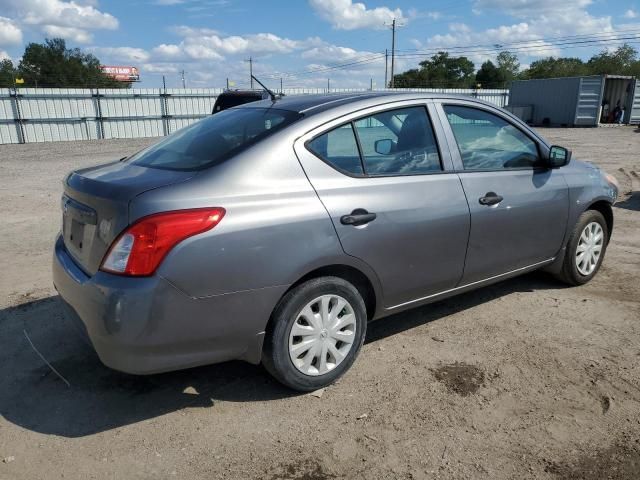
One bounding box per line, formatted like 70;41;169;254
557;210;609;286
262;277;367;391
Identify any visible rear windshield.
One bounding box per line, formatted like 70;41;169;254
128;107;301;171
213;94;263;112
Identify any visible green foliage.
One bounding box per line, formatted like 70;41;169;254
16;38;127;88
496;51;519;83
586;44;638;75
475;60;507;88
519;44;640;79
0;59;16;87
394;44;640;88
519;57;587;79
393;51;475;88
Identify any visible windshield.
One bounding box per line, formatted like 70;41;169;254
128;107;301;171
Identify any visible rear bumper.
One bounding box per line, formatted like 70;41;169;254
52;235;287;374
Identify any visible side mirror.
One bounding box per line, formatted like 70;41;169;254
374;138;393;155
548;145;571;168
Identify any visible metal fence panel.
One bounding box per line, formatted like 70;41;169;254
0;88;20;144
0;87;509;144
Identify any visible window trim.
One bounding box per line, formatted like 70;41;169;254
440;102;547;173
304;104;445;179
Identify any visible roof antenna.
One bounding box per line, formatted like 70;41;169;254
251;75;279;102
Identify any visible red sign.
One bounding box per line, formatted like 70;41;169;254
101;66;140;82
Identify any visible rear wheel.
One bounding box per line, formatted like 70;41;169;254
262;276;367;391
557;210;608;285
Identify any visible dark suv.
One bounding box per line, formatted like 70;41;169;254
212;90;269;113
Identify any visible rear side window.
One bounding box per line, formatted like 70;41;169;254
213;93;263;112
128;108;301;171
353;107;441;175
307;124;364;175
444;105;541;170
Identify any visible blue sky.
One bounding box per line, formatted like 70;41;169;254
1;0;639;88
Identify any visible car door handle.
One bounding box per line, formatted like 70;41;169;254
479;192;504;206
340;209;377;226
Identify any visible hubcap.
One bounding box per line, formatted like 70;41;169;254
288;294;356;376
575;221;604;276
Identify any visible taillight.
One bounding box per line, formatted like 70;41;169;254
100;208;225;276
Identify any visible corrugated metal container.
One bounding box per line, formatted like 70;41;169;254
628;80;640;124
509;75;640;126
509;76;585;125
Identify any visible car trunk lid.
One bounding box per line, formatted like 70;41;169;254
61;161;195;276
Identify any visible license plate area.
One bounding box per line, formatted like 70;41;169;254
62;195;97;263
70;219;85;250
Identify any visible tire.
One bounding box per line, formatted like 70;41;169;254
262;276;367;391
556;210;609;286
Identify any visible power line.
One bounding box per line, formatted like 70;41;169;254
396;30;640;57
395;36;640;59
262;30;640;82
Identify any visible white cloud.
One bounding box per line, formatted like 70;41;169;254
473;0;592;17
624;9;638;19
301;45;373;62
0;16;23;45
152;43;184;60
0;0;118;45
6;0;119;29
141;62;179;74
42;25;93;43
0;50;11;61
309;0;404;30
411;0;618;70
91;46;151;63
152;27;306;61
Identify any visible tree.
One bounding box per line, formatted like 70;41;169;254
475;60;506;88
0;59;16;87
393;51;475;88
520;57;587;79
587;44;638;75
17;38;127;88
496;51;519;84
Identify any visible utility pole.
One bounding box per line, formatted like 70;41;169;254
226;77;229;89
385;18;404;88
390;18;396;88
280;77;283;94
245;57;254;89
162;75;166;91
370;78;373;90
327;78;330;93
384;49;388;88
180;70;186;88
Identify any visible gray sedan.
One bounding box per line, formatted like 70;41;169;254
53;93;618;391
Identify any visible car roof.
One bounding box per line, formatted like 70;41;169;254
235;91;499;117
218;90;265;97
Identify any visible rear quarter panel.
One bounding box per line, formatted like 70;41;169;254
129;132;381;301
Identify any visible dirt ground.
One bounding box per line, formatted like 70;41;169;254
0;127;639;480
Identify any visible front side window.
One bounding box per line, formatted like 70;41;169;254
129;107;300;171
444;105;541;170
